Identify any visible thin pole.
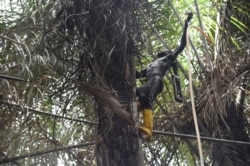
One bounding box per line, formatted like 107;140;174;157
186;26;204;166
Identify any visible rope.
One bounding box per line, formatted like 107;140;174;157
186;26;204;166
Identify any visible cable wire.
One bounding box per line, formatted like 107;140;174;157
153;130;250;146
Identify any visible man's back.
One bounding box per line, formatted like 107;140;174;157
146;56;173;79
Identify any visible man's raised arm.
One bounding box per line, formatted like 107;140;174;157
171;12;193;60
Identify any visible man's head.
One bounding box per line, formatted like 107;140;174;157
157;49;173;58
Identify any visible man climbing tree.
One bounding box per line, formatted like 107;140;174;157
136;12;193;141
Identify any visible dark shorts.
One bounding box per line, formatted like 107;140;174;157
136;75;163;109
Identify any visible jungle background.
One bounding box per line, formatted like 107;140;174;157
0;0;250;165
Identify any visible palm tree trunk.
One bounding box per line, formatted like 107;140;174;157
73;0;145;165
94;56;144;166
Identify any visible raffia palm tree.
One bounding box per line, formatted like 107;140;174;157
198;1;250;165
1;0;250;165
1;0;145;165
54;0;146;165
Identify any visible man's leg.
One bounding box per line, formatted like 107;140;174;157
136;84;154;141
139;108;153;141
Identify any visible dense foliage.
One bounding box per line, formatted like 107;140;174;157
0;0;249;165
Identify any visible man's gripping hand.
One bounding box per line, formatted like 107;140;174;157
185;12;193;22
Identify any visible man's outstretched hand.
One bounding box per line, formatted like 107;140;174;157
185;12;193;22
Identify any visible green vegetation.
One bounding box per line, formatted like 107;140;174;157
0;0;249;165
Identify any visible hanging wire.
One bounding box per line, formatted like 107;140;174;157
153;130;250;146
0;101;98;125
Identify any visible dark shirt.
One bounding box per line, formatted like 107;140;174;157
145;55;173;79
136;13;193;109
136;19;190;80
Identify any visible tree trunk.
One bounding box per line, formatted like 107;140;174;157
95;55;144;166
95;99;144;166
65;0;145;164
78;1;145;165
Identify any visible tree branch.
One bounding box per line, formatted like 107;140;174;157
79;83;134;125
0;35;26;47
0;74;26;82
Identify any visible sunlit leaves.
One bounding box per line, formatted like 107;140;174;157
1;0;250;165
